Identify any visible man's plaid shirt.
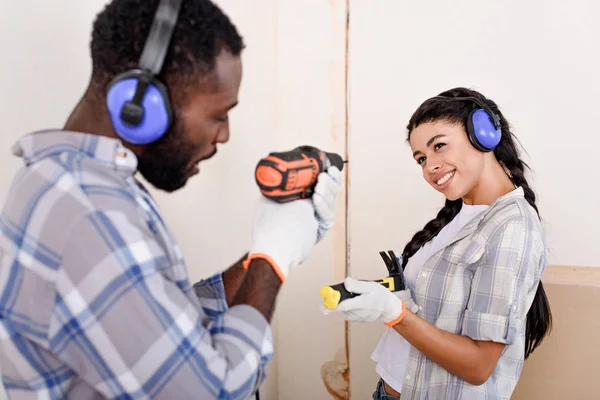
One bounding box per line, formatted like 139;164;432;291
0;130;272;399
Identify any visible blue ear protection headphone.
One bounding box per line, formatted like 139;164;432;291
106;0;183;145
429;96;502;152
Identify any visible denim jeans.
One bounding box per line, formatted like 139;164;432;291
372;379;400;400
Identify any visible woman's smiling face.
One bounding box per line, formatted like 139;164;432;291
409;120;486;201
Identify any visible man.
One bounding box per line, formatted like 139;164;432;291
0;0;342;399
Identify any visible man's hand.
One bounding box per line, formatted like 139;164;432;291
244;197;318;282
322;277;418;327
313;166;342;242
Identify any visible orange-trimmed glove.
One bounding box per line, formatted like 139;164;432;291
244;196;318;283
331;278;418;327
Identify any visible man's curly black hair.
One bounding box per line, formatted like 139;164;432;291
90;0;244;97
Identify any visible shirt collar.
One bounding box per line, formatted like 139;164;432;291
489;185;524;206
468;186;525;223
437;186;525;249
12;130;138;175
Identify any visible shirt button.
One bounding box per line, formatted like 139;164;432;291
421;272;428;278
418;305;423;311
406;375;411;381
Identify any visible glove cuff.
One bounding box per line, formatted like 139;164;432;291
243;253;287;283
396;289;420;314
384;300;406;328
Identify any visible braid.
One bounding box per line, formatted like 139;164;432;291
505;161;540;218
400;199;462;269
493;124;552;359
492;109;540;218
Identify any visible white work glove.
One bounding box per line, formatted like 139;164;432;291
245;196;318;282
395;289;420;314
313;166;343;243
322;278;418;327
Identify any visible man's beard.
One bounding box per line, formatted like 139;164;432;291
136;125;196;192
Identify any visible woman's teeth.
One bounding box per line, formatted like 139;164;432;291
437;171;454;186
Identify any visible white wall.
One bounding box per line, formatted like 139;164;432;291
345;0;600;398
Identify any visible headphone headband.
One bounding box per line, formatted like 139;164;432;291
138;0;183;76
127;0;182;110
429;95;501;130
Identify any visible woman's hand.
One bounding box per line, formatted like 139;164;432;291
322;277;418;327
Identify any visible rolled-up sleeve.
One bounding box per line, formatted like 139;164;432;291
53;210;273;399
194;273;229;320
462;217;542;344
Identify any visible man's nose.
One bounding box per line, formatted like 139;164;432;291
216;125;230;144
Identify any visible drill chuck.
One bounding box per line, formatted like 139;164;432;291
323;151;344;170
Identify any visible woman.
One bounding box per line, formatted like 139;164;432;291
327;87;552;399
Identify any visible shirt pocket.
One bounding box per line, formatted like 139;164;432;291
437;240;485;316
442;239;485;266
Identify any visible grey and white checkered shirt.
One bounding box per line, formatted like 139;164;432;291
400;187;547;399
0;130;272;399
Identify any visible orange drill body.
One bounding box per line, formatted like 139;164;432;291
255;145;344;203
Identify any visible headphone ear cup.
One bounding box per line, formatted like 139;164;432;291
467;108;502;152
106;72;173;145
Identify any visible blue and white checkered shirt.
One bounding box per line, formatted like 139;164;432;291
0;130;273;399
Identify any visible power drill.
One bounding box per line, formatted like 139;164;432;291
254;145;345;203
320;251;407;310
